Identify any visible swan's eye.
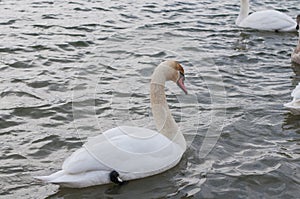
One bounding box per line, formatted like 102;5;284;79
179;72;185;80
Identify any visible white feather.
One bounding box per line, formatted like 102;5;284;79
284;83;300;115
236;0;296;32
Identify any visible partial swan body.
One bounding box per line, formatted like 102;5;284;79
292;15;300;64
236;0;297;32
35;61;188;188
284;83;300;115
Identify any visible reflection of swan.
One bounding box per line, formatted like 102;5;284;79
284;83;300;115
292;15;300;64
236;0;297;32
35;60;188;188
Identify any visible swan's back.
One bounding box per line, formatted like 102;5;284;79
240;10;296;31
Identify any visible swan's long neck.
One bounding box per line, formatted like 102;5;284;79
296;33;300;54
150;63;186;150
236;0;249;25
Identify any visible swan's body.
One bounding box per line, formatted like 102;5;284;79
236;0;296;32
291;38;300;64
284;83;300;115
291;15;300;64
35;61;188;188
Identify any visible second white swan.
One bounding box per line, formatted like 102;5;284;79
236;0;297;32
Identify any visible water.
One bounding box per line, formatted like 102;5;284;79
1;0;300;198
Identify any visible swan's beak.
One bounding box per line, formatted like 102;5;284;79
177;72;188;94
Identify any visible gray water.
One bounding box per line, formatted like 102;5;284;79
1;0;300;198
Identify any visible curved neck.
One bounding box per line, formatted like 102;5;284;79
236;0;249;25
296;34;300;53
150;64;186;150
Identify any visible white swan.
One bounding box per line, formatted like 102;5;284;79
35;60;188;188
284;83;300;115
236;0;297;32
291;15;300;64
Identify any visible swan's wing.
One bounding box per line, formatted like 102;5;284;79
85;126;184;176
62;126;184;177
61;127;125;174
61;142;110;174
241;10;296;31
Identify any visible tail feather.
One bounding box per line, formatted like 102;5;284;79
34;170;111;188
34;170;65;182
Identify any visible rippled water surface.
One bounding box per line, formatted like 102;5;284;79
1;0;300;198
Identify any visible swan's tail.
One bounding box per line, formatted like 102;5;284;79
34;170;65;183
34;170;111;188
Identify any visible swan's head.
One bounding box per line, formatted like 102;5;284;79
165;60;188;94
296;15;300;30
